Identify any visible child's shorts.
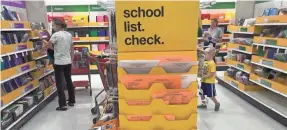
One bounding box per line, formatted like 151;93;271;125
200;82;216;97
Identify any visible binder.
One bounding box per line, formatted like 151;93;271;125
98;44;106;51
8;55;16;67
9;79;19;90
103;15;109;22
96;16;104;22
90;30;98;37
98;30;106;36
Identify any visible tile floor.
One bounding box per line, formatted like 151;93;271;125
20;74;287;130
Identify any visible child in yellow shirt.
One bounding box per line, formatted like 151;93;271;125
198;47;220;111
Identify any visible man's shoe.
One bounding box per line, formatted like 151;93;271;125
214;103;220;111
67;102;74;106
56;106;67;111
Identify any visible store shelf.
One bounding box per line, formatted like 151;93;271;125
249;79;287;98
1;42;34;55
256;15;287;25
230;31;254;34
226;59;252;74
33;55;47;60
255;23;287;26
1;61;37;82
253;43;287;50
229;48;252;55
217;76;287;127
67;22;108;28
249;73;287;98
0;67;37;84
72;37;109;43
1;80;39;106
0;85;39;111
37;70;54;80
253;37;287;48
251;55;287;74
0;48;34;57
4;89;57;130
224;73;263;91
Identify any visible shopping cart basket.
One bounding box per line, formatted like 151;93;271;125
72;46;92;96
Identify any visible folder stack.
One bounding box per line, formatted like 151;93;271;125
116;1;199;130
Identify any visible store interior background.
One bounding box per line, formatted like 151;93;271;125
1;0;287;130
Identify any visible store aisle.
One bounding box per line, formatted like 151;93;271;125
19;75;286;130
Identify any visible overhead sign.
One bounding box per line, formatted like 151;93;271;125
116;1;199;52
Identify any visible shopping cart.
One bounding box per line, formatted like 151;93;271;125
88;52;118;125
71;46;92;96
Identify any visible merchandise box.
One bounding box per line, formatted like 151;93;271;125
119;114;197;130
1;61;36;81
30;30;48;39
253;37;287;47
1;41;33;55
227;25;263;34
224;73;263;91
250;73;287;95
252;55;287;72
1;80;39;106
116;1;199;52
1;20;31;30
226;59;252;73
227;42;254;54
256;15;287;24
118;51;198;75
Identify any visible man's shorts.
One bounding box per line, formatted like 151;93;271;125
200;82;216;97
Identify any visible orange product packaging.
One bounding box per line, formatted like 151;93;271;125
119;75;181;90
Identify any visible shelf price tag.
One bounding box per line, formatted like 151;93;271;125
21;64;30;72
22;84;33;94
261;60;273;67
238;46;246;51
231;81;238;88
260;79;271;88
10;23;24;29
266;39;277;46
240;27;248;32
237;64;244;70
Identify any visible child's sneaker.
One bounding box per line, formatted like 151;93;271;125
197;104;207;109
214;103;220;111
